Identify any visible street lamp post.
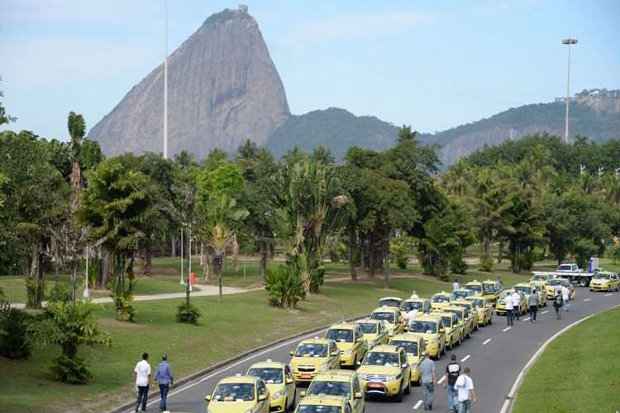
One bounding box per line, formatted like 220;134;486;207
83;246;90;299
562;38;577;144
163;0;169;159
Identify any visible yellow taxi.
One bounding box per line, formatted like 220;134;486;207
443;306;474;338
590;272;620;292
514;282;546;307
465;296;493;326
434;311;463;349
545;278;576;301
378;296;403;309
496;289;527;316
290;338;341;383
326;322;368;368
205;375;270;413
430;291;452;310
400;297;431;315
452;288;475;301
464;280;484;297
389;333;426;385
407;314;446;359
304;370;364;413
246;360;295;413
370;306;405;337
482;280;502;305
355;319;389;349
357;344;411;401
530;273;551;290
294;394;350;413
452;300;479;331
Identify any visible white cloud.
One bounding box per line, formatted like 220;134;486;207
286;11;432;44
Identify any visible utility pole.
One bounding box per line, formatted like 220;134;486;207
163;0;169;159
562;38;578;144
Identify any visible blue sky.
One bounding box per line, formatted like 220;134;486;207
1;0;619;140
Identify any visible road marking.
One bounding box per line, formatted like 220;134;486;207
413;400;423;410
461;354;471;362
584;298;591;302
605;293;613;296
502;327;511;332
482;338;492;345
541;310;549;314
438;375;446;384
523;317;530;321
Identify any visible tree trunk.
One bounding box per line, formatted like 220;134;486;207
100;249;112;289
143;244;152;276
260;242;268;280
171;236;176;257
27;242;44;309
232;234;240;272
349;229;358;281
213;252;224;300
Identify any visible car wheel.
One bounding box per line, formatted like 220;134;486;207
405;377;411;394
395;383;404;402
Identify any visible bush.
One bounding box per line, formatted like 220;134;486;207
479;254;494;272
47;283;72;304
50;354;93;384
113;295;135;322
450;256;468;275
176;302;201;324
265;265;306;308
0;302;32;359
390;236;415;270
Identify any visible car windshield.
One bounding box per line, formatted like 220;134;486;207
213;383;255;401
409;320;438;333
358;322;378;334
391;340;418;355
308;380;351;398
515;286;531;295
295;343;328;357
326;329;354;343
467;284;483;293
453;290;471;299
445;310;463;321
500;291;513;298
371;312;395;323
473;299;484;307
247;368;283;384
558;265;574;271
298;406;341;413
548;280;563;286
440;316;453;328
595;274;611;280
379;298;401;307
401;301;423;312
531;275;546;281
364;352;400;366
432;295;450;303
483;283;497;293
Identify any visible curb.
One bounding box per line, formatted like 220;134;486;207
106;313;366;413
500;303;620;413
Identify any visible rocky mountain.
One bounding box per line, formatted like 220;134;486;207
89;6;289;159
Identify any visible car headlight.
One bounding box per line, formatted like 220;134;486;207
272;390;284;399
359;373;369;380
343;349;353;355
385;374;402;381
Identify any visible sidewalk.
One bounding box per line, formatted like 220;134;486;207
11;284;260;309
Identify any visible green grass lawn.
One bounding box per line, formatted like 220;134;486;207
513;306;620;413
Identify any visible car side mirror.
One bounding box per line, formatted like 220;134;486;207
357;360;362;366
289;351;294;356
258;394;267;402
402;363;408;369
331;351;339;357
354;392;363;399
300;390;307;397
205;395;212;402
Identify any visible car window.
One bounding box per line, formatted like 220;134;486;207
307;380;351;398
295;343;328;357
409;320;438;333
390;340;418;355
213;383;255;401
371;312;395;323
247;368;283;384
327;329;354;343
298;406;342;413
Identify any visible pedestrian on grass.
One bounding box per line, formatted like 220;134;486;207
455;367;477;413
155;353;174;412
504;292;514;326
445;354;461;413
561;285;570;312
553;290;563;320
452;279;460;292
511;290;521;321
419;352;436;411
528;289;539;323
134;352;151;413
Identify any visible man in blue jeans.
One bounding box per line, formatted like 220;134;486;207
445;354;461;413
419;352;436;411
155;353;174;412
455;367;477;413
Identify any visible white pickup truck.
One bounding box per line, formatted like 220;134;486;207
532;263;597;287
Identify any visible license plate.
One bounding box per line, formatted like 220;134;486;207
300;373;312;379
368;383;383;389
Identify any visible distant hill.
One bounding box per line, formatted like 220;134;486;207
266;91;620;166
265;108;400;159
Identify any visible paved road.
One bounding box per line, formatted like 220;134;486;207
133;288;620;413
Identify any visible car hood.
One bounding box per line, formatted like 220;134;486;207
406;354;421;366
358;365;402;376
291;357;328;367
208;400;256;413
335;341;354;351
266;383;285;395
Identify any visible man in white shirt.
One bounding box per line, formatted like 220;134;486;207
511;291;521;321
561;285;570;312
452;280;460;291
134;352;151;412
504;293;514;326
455;367;477;413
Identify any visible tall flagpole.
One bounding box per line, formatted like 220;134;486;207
163;0;169;159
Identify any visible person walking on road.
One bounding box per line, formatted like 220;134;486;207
445;354;461;413
528;289;539;323
553;290;564;320
504;292;514;326
134;352;151;413
561;285;570;312
155;353;174;412
420;352;436;410
455;367;477;413
511;290;521;321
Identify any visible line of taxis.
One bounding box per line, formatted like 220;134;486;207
204;280;506;413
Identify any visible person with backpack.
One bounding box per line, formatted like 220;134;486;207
528;289;539;323
553;290;563;320
445;354;461;413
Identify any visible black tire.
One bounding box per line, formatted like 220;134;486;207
395;383;404;402
405;377;411;394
